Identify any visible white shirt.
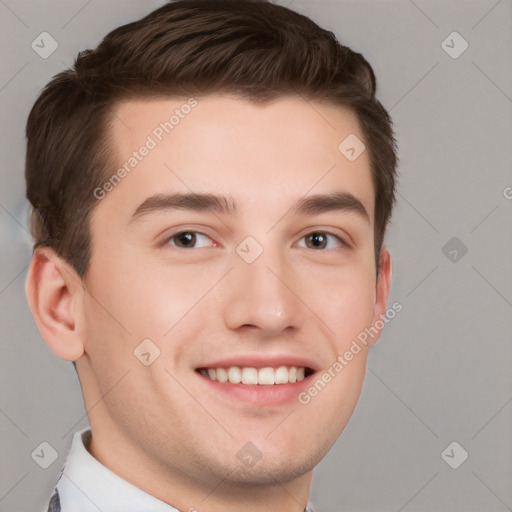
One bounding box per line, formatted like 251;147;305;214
49;428;179;512
47;428;316;512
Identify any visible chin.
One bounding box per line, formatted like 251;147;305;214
222;455;318;487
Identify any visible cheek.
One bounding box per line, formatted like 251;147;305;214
81;295;131;374
83;256;180;337
82;260;215;373
125;265;218;336
307;266;376;351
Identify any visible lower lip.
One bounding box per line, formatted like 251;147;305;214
196;371;315;407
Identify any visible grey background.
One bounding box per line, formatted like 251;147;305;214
1;0;511;511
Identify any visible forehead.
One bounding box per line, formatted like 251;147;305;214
101;95;374;222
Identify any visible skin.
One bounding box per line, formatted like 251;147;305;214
26;95;391;512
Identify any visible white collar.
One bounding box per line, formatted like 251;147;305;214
55;428;316;512
56;428;179;512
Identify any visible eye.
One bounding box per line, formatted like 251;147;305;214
167;231;215;249
297;231;347;250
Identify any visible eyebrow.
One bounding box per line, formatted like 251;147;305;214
291;191;369;221
130;193;237;222
130;191;369;223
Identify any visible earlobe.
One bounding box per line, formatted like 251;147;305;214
369;247;392;345
25;247;85;361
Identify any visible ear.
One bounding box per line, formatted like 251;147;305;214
368;247;392;346
25;247;85;361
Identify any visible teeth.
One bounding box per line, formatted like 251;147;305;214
200;366;308;385
274;366;288;384
228;367;242;383
216;368;228;383
241;367;258;385
258;367;274;385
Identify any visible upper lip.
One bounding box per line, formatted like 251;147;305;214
196;354;319;372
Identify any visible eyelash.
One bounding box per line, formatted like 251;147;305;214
165;230;349;251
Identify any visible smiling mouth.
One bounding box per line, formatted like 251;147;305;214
196;366;315;385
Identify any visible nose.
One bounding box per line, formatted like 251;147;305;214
222;246;306;337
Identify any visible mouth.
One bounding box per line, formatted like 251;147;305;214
196;365;315;385
194;361;318;407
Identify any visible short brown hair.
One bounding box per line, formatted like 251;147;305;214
26;0;398;277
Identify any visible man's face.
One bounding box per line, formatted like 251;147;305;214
79;95;388;488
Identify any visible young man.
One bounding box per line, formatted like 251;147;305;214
25;1;398;510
